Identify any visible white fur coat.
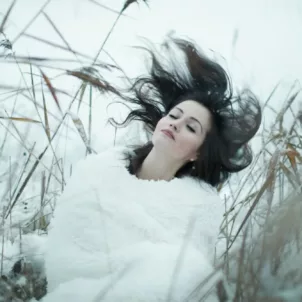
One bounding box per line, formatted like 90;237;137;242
42;147;224;302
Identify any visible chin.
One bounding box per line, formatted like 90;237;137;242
153;135;172;148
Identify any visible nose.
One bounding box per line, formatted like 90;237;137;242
169;123;179;132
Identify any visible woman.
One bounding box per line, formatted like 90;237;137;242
42;37;261;301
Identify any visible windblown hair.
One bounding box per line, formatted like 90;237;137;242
112;36;262;187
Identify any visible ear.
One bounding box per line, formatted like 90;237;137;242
189;152;199;162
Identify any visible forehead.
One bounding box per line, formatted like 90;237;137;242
174;100;206;112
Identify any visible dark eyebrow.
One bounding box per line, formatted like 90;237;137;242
174;107;203;129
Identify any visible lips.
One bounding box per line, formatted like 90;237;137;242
161;129;175;140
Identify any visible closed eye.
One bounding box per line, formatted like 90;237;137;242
174;107;203;132
187;125;196;133
169;114;197;133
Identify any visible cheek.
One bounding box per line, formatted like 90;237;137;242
154;118;168;134
152;118;166;142
176;134;203;157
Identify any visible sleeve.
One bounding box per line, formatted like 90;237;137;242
41;242;219;302
43;151;113;292
190;186;224;263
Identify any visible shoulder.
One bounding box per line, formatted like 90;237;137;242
177;176;224;213
179;178;224;226
72;145;130;174
180;176;220;200
59;146;131;202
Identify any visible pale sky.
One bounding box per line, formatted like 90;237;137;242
1;0;302;164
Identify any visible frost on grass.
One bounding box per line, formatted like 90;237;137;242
218;191;302;302
0;233;47;301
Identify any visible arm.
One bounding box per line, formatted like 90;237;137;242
44;151;112;292
189;185;224;263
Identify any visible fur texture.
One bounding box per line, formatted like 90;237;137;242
42;147;224;301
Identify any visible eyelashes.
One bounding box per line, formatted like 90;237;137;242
168;114;196;133
187;125;196;133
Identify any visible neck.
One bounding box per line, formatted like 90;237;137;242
136;148;183;181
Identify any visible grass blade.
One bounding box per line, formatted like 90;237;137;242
88;84;92;150
43;12;72;52
12;0;52;44
87;0;133;17
0;116;41;123
41;69;62;114
122;0;149;12
225;150;281;253
4;146;48;219
91;0;150;64
41;83;51;141
68;111;94;154
77;82;88;113
43;12;82;64
0;0;17;34
10;144;35;205
66;70;119;94
22;33;109;65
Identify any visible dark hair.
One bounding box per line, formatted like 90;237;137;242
111;36;262;187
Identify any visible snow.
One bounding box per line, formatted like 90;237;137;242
1;231;47;274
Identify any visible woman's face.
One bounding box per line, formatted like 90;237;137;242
152;100;212;162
